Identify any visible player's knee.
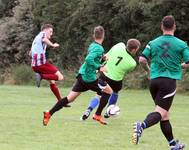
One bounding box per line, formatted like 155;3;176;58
155;105;168;118
103;85;113;94
49;80;55;84
58;74;64;80
161;112;170;120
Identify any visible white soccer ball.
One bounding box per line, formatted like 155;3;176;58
106;104;120;117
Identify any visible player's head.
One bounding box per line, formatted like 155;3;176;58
161;15;176;32
127;39;141;55
93;26;105;41
41;24;54;39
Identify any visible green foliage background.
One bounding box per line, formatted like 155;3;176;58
31;0;189;69
1;0;189;89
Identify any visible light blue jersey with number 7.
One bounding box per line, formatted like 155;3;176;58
104;42;136;81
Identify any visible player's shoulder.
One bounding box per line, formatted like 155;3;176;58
173;36;187;45
150;36;163;43
35;31;45;39
88;42;104;52
115;42;126;48
111;42;126;50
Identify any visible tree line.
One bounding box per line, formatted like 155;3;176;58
31;0;189;69
1;0;189;89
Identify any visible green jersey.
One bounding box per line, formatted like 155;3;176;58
79;42;104;82
104;42;136;81
142;35;189;80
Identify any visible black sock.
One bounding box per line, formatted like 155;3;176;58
87;107;93;111
160;120;176;146
142;112;162;129
49;97;69;115
95;92;110;116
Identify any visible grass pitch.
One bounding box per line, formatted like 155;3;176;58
0;85;188;150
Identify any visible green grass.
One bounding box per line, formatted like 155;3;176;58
0;85;188;150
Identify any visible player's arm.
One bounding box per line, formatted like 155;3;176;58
100;54;108;65
28;49;32;57
139;55;150;79
139;56;150;72
139;43;151;78
42;36;59;48
181;62;189;69
181;45;189;69
85;49;102;69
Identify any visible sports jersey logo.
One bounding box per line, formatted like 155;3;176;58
160;42;170;58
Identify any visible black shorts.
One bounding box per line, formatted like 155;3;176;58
72;74;102;95
150;77;176;111
99;73;122;93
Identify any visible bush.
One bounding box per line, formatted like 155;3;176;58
123;66;149;89
12;64;34;85
177;69;189;91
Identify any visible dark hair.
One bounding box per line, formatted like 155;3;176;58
127;39;141;50
161;15;175;30
93;26;104;39
41;24;54;31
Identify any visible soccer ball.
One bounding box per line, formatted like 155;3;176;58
106;104;120;117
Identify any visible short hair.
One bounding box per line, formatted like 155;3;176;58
41;24;54;31
127;39;141;50
161;15;175;30
93;26;104;39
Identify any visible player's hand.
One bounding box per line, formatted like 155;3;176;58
102;54;108;61
99;65;107;73
53;43;60;48
28;49;32;57
146;70;150;80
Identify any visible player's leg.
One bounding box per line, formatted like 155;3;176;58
43;91;81;126
160;105;185;149
49;80;71;107
80;77;110;121
156;79;184;149
160;113;176;146
80;94;100;121
34;63;64;101
80;77;112;124
40;65;63;81
32;63;63;87
81;75;120;120
104;92;119;118
55;70;64;80
132;105;163;144
161;113;185;150
132;78;161;144
81;92;118;120
133;78;178;145
106;79;122;106
104;77;122;118
108;92;118;106
50;90;80;115
93;83;113;125
32;66;42;87
49;80;62;101
92;93;110;125
43;75;86;126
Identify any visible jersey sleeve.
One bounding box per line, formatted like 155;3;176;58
182;44;189;63
85;48;102;69
142;42;151;59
